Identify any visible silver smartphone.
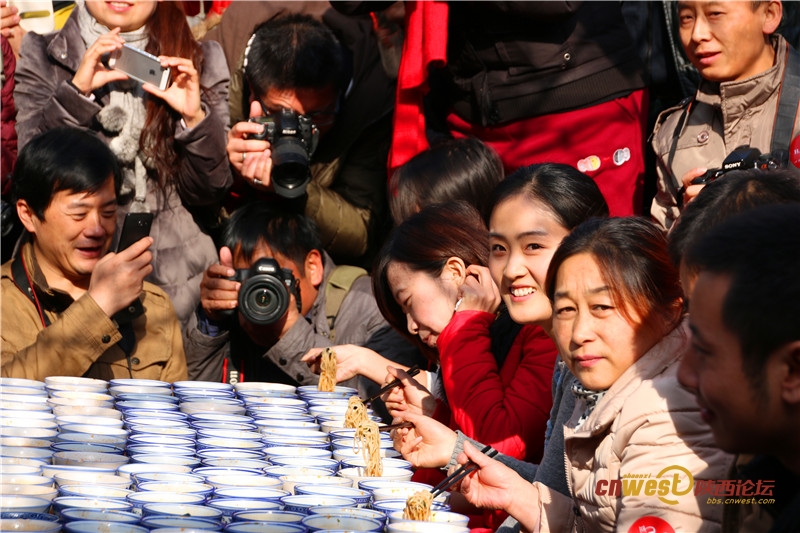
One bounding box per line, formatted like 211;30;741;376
107;44;171;91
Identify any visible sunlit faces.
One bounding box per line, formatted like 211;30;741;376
85;0;157;33
387;261;462;349
18;177;117;290
488;195;570;326
678;272;786;454
551;253;663;391
677;1;780;83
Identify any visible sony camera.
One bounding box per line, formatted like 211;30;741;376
229;258;300;325
690;146;790;185
248;108;320;199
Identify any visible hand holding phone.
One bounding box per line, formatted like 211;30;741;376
107;44;171;91
116;212;154;253
113;213;154;323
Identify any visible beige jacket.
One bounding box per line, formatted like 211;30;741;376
531;321;734;532
1;242;187;382
650;35;800;229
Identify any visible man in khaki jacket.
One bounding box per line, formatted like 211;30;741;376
651;0;800;229
1;128;187;382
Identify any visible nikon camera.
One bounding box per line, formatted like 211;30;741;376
229;258;300;325
248;108;320;199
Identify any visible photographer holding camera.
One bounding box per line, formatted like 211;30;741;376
222;12;394;266
651;0;800;228
185;202;422;400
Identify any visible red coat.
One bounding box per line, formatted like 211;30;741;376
438;310;556;463
422;310;557;531
1;36;17;188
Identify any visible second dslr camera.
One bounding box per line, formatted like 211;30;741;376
229;258;300;325
248;108;320;199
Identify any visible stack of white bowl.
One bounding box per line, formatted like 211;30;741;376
0;377;60;532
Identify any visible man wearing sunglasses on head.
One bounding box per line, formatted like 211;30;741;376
221;12;395;269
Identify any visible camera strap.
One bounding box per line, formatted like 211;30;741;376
771;45;800;154
10;252;51;329
324;265;367;342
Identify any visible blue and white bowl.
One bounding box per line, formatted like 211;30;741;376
269;457;339;472
301;513;383;532
141;502;224;521
136;481;214;498
370;499;450;515
280;495;357;514
200;458;270;470
294;484;370;506
60;508;140;524
51;496;133;514
263;446;332;460
206;498;283;517
129;454;201;468
58;484;132;501
387;510;470;527
0;518;60;533
385;522;469;533
127;491;206;510
306;506;385;526
117;462;192;481
223;522;305;533
63;520;148;533
204;475;282;490
231;510;305;524
0;484;57;502
0;495;51;513
0;474;53;487
139;515;222;531
213;488;289;502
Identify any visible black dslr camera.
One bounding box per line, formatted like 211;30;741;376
229;258;300;325
690;146;790;185
248;108;320;199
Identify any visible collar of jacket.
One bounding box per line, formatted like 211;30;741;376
567;319;690;437
693;35;786;137
17;240;75;315
45;7;87;72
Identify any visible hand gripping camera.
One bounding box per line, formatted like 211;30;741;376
690;146;790;185
248;108;320;199
229;258;301;325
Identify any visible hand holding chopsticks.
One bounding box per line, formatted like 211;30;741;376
366;365;422;403
430;444;499;497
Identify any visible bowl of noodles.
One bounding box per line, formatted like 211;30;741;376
388;510;470;527
338;466;414;485
386;522;470;533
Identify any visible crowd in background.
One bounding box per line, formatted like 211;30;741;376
1;2;800;533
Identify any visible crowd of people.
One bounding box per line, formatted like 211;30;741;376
1;1;799;533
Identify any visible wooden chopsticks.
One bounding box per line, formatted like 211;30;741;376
378;421;414;432
430;444;499;497
365;365;422;403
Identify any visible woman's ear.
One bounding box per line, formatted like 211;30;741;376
440;256;467;286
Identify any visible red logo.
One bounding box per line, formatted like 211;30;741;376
790;135;800;169
628;516;676;533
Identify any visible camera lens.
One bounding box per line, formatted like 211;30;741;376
272;137;312;197
239;276;290;325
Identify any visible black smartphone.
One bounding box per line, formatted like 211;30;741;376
117;213;154;253
113;213;154;325
107;44;171;90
